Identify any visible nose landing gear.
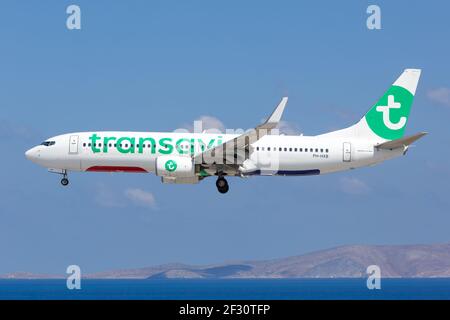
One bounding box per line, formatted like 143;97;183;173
216;177;229;194
61;177;69;186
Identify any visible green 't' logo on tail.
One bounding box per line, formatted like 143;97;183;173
365;85;414;140
165;159;177;172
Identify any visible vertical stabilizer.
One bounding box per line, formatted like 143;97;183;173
318;69;421;141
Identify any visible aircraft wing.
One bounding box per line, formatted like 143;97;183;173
193;97;288;166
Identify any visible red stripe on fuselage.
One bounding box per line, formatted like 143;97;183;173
86;166;147;173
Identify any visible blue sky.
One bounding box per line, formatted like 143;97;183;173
1;0;450;274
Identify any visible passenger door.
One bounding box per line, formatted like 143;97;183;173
343;142;351;162
69;135;79;154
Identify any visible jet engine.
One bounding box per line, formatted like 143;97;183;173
155;156;195;178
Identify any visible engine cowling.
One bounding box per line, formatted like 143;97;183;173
155;156;195;178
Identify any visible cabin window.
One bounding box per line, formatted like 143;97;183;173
300;148;303;152
289;148;292;152
294;148;297;152
320;148;323;153
267;147;271;151
83;143;86;147
256;147;259;151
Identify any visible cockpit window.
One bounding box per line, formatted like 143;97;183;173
41;141;56;146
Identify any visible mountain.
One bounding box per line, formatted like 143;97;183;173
0;272;64;279
3;243;450;279
86;243;450;279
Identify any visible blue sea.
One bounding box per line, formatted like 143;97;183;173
0;279;449;300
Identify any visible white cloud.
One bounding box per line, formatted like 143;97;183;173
196;116;226;133
339;177;371;195
427;87;450;107
124;188;156;209
277;120;302;135
95;184;157;210
176;115;226;133
94;183;124;208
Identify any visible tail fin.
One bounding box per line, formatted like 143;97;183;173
319;69;422;141
363;69;421;140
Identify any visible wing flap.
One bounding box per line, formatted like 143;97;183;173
193;97;288;165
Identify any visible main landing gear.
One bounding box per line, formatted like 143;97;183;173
60;170;69;187
216;176;229;194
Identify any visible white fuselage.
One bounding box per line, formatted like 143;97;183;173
25;131;404;178
24;69;423;191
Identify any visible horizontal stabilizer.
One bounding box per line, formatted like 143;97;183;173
376;132;427;150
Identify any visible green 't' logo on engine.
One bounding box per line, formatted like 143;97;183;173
165;160;177;172
365;85;414;140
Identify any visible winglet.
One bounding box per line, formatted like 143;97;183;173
376;131;427;150
258;97;288;130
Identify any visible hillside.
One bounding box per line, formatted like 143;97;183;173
3;243;449;279
84;243;450;279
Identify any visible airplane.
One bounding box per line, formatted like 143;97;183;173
25;69;426;194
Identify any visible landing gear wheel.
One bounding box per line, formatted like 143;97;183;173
218;184;229;194
216;177;229;194
216;177;227;188
61;178;69;186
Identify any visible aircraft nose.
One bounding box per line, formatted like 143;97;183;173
25;148;33;160
25;147;39;161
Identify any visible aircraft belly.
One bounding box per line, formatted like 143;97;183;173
81;154;155;173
